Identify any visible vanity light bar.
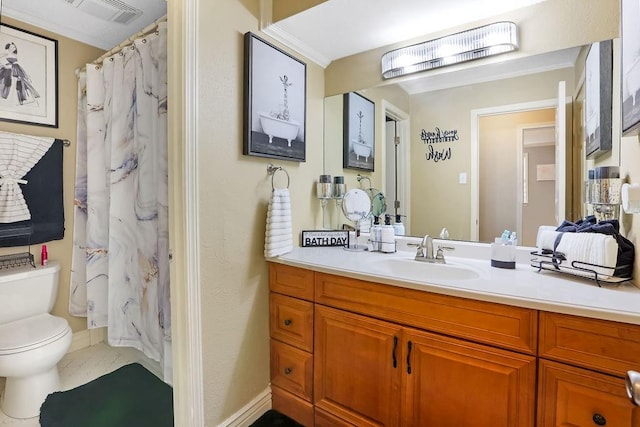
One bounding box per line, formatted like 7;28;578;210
381;21;519;79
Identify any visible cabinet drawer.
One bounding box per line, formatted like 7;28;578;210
272;385;314;427
270;293;314;352
537;359;640;426
271;340;313;402
539;311;640;376
315;272;537;354
270;263;314;301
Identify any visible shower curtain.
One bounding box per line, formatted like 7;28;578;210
70;21;171;380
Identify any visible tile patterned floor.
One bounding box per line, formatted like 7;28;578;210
0;342;161;426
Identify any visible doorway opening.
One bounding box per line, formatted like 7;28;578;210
382;100;410;234
470;87;570;244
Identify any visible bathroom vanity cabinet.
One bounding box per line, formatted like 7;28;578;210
269;262;640;426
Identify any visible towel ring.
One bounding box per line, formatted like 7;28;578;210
267;164;290;190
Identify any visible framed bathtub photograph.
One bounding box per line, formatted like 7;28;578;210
584;40;612;158
243;32;306;162
343;91;375;171
622;0;640;136
0;24;58;128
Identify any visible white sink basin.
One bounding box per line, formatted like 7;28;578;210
369;257;481;281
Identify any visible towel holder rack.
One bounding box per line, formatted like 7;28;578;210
357;174;371;188
267;163;290;190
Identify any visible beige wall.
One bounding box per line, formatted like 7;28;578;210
409;68;574;240
0;18;104;333
198;0;325;423
620;134;640;284
273;0;327;22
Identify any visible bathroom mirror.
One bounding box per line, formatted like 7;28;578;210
323;44;622;246
310;0;622;246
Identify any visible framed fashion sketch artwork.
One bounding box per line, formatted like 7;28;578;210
622;0;640;135
0;24;58;128
343;91;375;171
584;40;612;158
243;32;306;162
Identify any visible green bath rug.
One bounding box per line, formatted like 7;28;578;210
39;362;173;427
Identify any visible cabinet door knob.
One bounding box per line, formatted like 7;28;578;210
407;341;413;374
626;370;640;406
592;413;606;425
284;367;292;375
284;319;292;326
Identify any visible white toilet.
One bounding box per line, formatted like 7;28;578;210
0;261;72;419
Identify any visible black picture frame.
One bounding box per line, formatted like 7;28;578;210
243;32;306;162
622;0;640;136
584;40;612;158
0;24;58;128
343;92;375;171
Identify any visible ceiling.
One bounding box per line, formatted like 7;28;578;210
266;0;582;94
1;0;167;50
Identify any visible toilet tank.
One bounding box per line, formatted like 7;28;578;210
0;261;60;325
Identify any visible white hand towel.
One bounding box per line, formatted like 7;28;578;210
536;227;618;278
265;188;293;258
0;132;55;223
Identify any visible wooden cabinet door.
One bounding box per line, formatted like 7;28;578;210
538;359;640;427
314;305;402;427
401;328;536;427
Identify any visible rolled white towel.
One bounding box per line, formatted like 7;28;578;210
535;226;558;250
536;230;618;278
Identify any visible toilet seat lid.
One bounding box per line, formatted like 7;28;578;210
0;313;70;354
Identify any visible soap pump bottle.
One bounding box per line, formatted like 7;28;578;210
380;214;396;253
370;216;381;251
393;214;405;236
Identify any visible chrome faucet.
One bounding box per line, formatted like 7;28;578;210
415;235;434;261
415;235;454;264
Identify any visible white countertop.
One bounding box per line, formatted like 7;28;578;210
268;238;640;325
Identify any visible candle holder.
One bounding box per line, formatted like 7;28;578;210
317;175;333;229
333;176;346;229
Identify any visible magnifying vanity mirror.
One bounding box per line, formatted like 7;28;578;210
318;1;621;246
365;188;386;219
342;188;373;251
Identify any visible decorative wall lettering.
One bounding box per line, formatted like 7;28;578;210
420;127;459;162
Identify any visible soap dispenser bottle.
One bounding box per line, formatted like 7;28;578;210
370;216;382;251
380;214;396;253
393;214;405;236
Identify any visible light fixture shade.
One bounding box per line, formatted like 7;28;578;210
381;22;519;79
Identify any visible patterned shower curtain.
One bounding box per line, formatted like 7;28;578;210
70;22;171;380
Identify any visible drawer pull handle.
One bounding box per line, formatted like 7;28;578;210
284;367;292;375
592;413;606;426
284;319;292;326
392;336;398;368
407;341;413;374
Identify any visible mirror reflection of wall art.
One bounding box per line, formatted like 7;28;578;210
584;39;612;158
622;0;640;136
243;32;306;162
343;92;375;171
0;24;58;128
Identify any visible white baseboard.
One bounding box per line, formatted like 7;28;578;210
68;327;106;353
217;387;272;427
